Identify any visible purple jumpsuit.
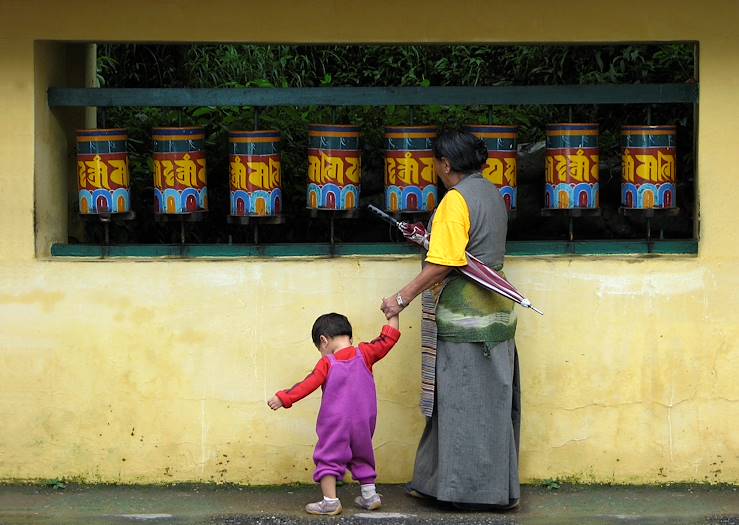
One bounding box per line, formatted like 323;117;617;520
312;346;377;484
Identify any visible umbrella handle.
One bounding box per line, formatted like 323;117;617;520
367;205;400;227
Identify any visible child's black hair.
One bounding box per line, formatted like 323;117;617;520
311;313;353;347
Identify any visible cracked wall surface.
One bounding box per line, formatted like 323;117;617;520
0;0;737;484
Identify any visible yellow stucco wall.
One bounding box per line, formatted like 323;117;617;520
0;0;737;484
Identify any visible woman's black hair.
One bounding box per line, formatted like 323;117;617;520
311;313;353;347
432;129;488;174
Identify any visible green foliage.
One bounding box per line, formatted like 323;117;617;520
46;478;66;490
543;479;561;490
98;43;695;91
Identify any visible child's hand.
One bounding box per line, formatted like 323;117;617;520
388;313;399;330
267;395;283;410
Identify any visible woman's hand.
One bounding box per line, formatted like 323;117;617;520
381;296;404;320
380;263;454;320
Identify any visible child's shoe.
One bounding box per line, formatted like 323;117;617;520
354;493;382;510
305;498;342;515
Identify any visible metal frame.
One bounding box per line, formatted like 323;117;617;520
48;84;697;108
50;240;697;258
49;81;699;258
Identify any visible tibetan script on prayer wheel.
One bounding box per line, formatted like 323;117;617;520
151;127;208;214
76;128;131;215
229;130;282;216
545;123;600;209
384;126;438;213
621;125;677;209
306;124;361;210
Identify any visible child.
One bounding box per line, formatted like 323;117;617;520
268;311;401;516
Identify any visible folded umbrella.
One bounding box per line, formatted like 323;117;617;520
368;205;543;315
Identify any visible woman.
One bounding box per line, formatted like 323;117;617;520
381;130;520;510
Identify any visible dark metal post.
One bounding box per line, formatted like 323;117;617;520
329;214;337;257
569;216;574;242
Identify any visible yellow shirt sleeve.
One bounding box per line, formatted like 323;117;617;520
425;190;470;267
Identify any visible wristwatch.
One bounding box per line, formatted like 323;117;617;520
395;293;406;307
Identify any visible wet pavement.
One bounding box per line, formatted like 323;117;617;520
0;483;736;525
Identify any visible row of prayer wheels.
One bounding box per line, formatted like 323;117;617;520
75;123;677;217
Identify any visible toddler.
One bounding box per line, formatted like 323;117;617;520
268;311;401;515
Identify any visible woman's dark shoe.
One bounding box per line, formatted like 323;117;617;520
404;484;432;500
452;498;520;512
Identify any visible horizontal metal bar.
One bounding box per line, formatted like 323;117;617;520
49;243;421;258
48;84;698;108
507;240;698;256
50;240;697;258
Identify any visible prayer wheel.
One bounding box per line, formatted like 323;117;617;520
384;126;438;212
545;123;600;209
464;125;518;211
306;124;361;210
229;130;282;216
76;128;131;214
621;125;677;208
151;127;207;214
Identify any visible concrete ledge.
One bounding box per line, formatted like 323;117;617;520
0;484;736;525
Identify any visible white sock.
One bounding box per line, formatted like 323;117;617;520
323;496;339;502
361;484;377;499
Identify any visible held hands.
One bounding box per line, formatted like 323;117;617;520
267;395;283;410
380;294;404;320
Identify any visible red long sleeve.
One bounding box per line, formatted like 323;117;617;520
275;359;330;409
357;324;401;370
275;325;401;409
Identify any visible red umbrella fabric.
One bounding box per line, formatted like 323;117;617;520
369;205;543;315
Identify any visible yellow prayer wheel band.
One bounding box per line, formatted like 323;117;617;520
546;130;599;136
469;132;517;139
77;135;128;142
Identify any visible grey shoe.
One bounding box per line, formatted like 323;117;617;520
305;498;342;515
354;493;382;510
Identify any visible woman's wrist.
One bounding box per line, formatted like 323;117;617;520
395;292;407;308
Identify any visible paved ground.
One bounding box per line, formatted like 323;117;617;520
0;484;736;525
